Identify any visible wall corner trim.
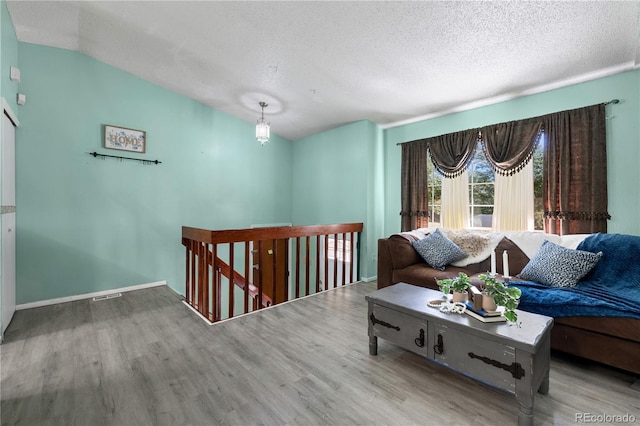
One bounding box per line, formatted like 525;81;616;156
361;275;377;283
15;280;168;310
2;97;20;127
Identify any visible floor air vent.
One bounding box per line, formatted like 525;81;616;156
92;293;122;302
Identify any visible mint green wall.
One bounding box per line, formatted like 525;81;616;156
384;70;640;237
15;43;293;304
1;0;18;114
366;123;385;278
292;120;383;280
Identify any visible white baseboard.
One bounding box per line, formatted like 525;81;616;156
361;275;377;283
16;280;167;310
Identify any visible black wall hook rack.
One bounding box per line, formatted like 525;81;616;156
88;151;162;165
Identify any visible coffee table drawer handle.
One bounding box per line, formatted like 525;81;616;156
370;313;400;331
415;328;425;347
468;352;526;380
434;334;444;354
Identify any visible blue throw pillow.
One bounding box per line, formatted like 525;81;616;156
518;240;603;288
412;228;467;271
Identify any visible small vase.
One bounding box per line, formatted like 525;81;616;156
482;293;497;311
452;291;467;303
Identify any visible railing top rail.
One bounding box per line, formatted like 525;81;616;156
182;223;363;244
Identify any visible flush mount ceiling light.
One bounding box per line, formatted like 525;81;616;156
256;101;270;145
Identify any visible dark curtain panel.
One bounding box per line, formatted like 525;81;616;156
400;140;429;231
427;129;479;178
543;104;610;235
481;118;543;175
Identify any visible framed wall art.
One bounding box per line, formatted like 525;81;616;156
104;124;146;153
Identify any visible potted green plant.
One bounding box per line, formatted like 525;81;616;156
478;273;522;323
436;272;472;302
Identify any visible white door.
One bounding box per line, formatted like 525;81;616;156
2;111;16;334
2;213;15;334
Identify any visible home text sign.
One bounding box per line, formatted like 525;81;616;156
104;125;146;153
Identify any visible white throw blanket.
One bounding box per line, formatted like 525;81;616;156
504;231;590;259
502;231;557;259
398;227;432;241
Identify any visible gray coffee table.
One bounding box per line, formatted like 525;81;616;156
366;283;553;426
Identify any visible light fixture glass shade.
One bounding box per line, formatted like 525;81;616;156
256;119;270;145
256;101;270;145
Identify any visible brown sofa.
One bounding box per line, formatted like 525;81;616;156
378;233;640;375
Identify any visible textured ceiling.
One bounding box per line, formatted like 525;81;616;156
7;1;640;141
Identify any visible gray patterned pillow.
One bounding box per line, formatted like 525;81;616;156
412;228;467;271
518;240;602;288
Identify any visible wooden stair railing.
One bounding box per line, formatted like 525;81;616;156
182;222;363;323
213;254;272;309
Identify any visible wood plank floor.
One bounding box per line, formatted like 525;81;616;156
1;282;638;425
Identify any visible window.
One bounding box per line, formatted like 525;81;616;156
533;135;544;230
468;143;494;228
428;138;544;230
426;157;442;225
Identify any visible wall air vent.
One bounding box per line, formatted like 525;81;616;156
91;293;122;302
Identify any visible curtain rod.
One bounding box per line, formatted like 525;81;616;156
88;151;162;165
396;99;621;146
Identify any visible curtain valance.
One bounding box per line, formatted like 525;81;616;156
426;129;479;178
481;118;543;176
405;119;543;179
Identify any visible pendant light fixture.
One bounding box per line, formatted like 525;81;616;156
256;102;270;145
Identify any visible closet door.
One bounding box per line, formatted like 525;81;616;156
2;213;15;334
2;111;16;334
